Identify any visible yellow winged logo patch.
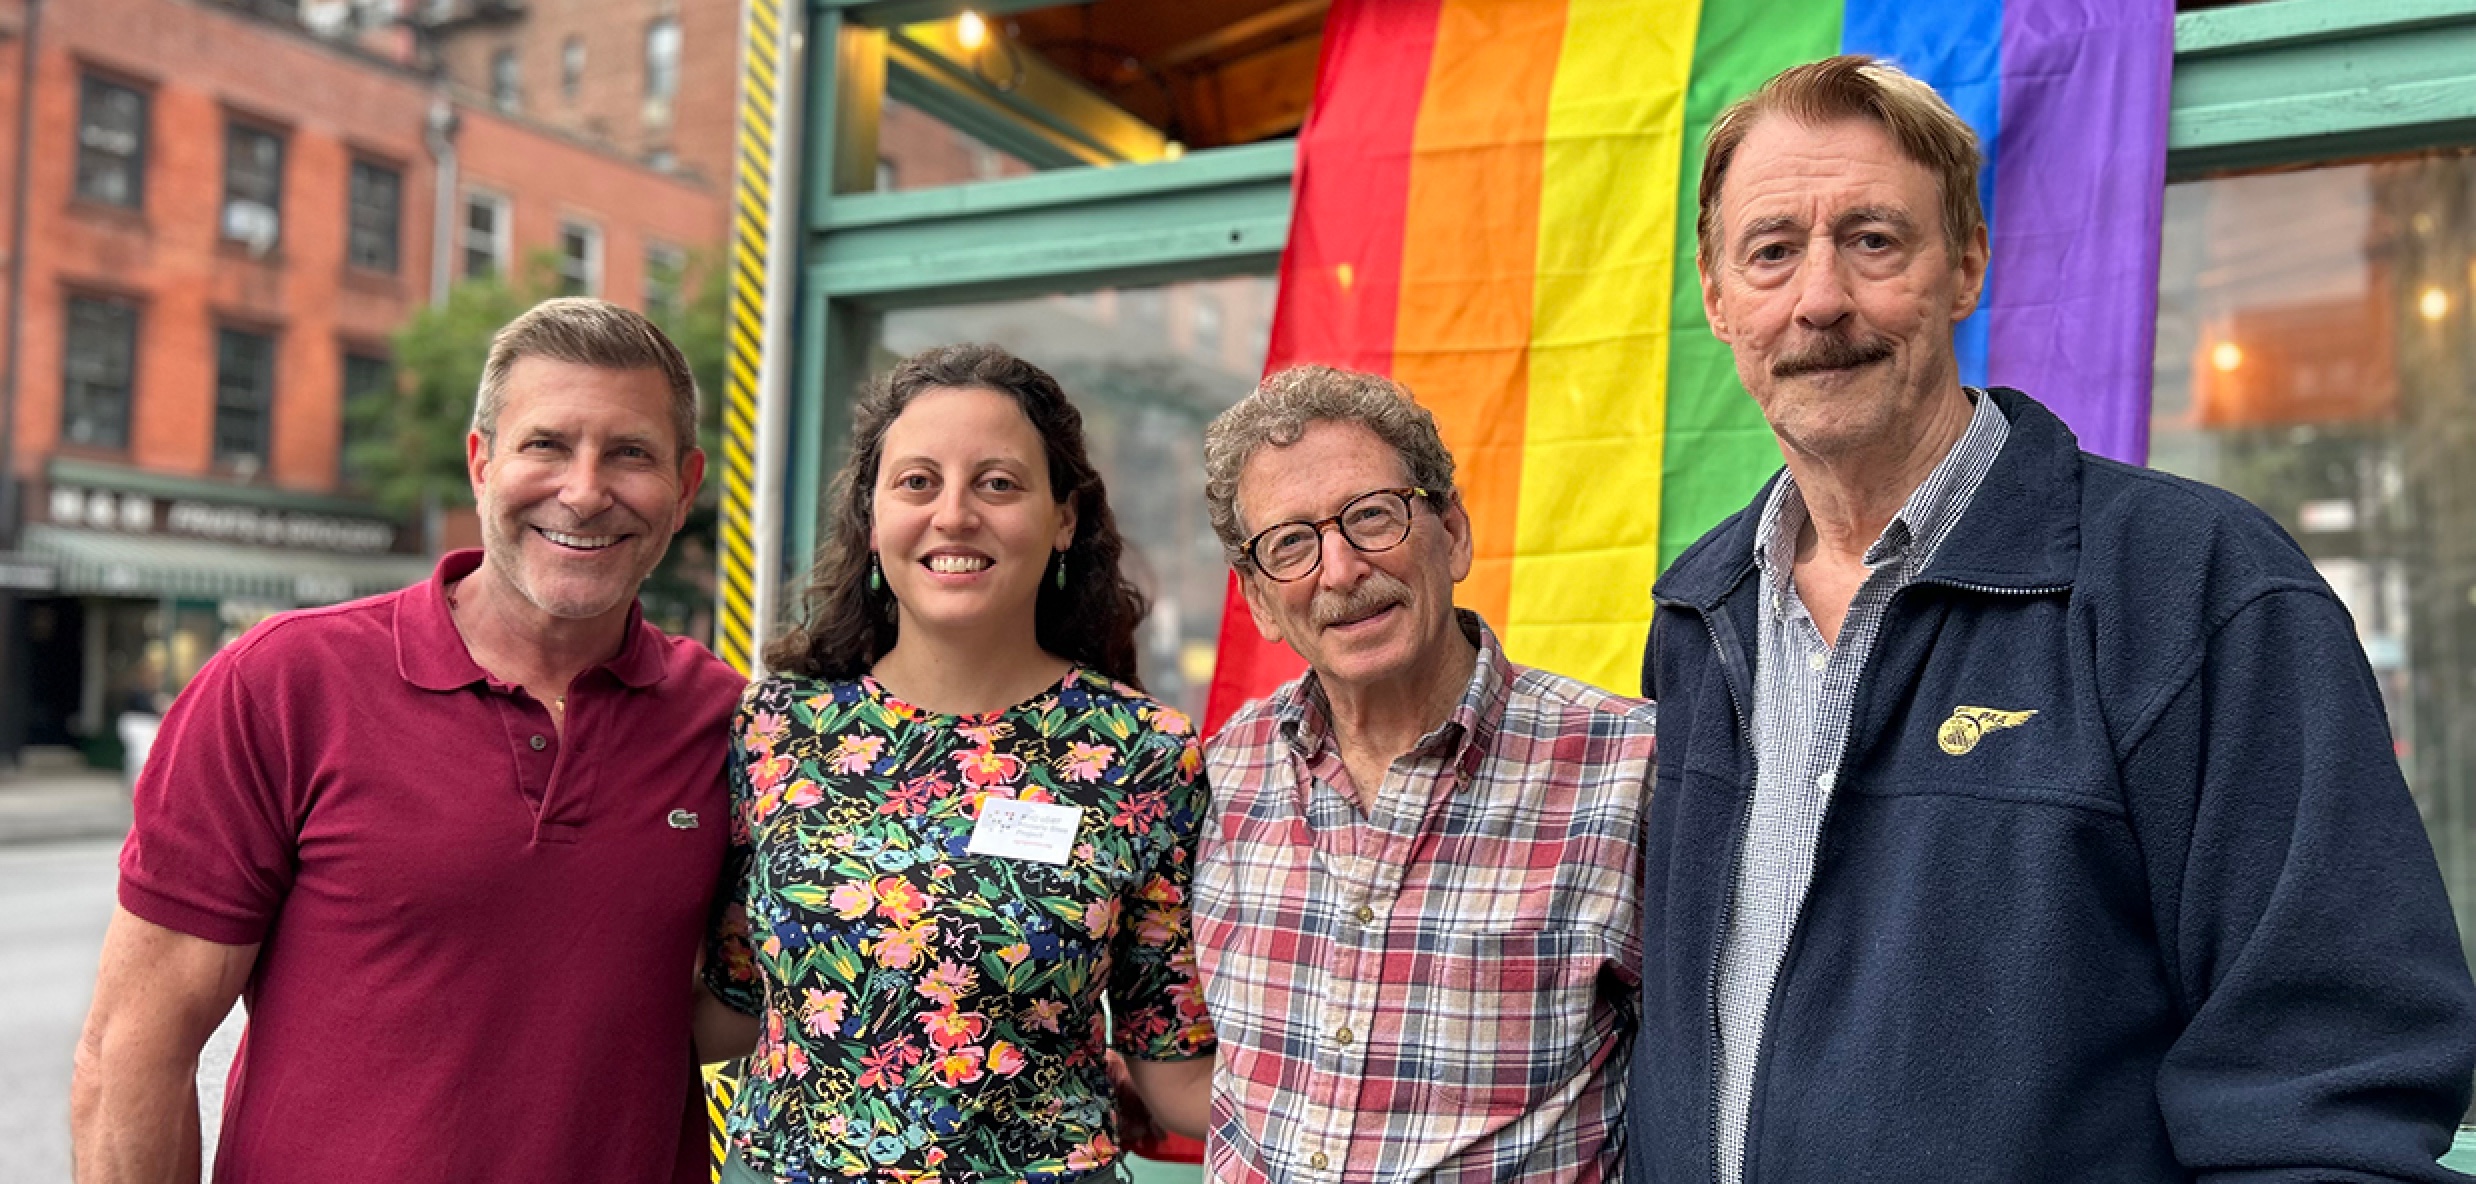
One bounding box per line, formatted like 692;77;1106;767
1937;706;2039;755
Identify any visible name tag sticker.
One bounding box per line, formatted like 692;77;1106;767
967;797;1083;865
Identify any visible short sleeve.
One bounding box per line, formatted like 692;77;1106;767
1107;729;1216;1061
117;644;300;947
701;701;766;1015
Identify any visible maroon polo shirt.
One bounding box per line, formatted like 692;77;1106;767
119;549;744;1184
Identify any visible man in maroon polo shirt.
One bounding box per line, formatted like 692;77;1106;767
69;298;745;1184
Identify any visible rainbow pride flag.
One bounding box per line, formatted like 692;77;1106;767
1204;0;2172;729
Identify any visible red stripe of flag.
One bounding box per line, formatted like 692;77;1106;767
1204;0;1445;734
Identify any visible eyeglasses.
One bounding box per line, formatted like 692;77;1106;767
1243;487;1430;583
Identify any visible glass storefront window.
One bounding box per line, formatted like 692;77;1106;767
873;275;1277;719
878;97;1033;192
2152;149;2476;968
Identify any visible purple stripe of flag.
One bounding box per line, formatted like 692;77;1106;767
1984;0;2175;464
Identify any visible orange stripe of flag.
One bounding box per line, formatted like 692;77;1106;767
1390;0;1569;631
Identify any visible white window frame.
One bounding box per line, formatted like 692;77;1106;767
558;217;603;297
463;188;512;280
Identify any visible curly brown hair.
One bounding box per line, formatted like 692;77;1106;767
764;344;1149;686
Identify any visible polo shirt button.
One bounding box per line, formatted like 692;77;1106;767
1355;905;1375;925
1334;1026;1353;1045
530;734;547;751
1816;771;1834;791
1309;1152;1329;1170
1807;650;1827;672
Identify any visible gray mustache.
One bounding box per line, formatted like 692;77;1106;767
1774;334;1896;378
1310;573;1412;627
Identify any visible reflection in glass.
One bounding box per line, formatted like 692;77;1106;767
878;276;1276;719
878;98;1034;192
2152;150;2476;971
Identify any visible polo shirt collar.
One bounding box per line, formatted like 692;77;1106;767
396;549;667;692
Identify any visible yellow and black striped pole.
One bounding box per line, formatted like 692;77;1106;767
716;0;805;678
710;0;806;1173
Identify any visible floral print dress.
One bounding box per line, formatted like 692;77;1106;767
705;668;1216;1183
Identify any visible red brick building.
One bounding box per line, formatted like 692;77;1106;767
429;0;740;195
0;0;726;760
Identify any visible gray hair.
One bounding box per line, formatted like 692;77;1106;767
471;297;699;464
1203;364;1457;569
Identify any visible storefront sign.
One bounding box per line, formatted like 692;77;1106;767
0;554;56;590
45;485;398;554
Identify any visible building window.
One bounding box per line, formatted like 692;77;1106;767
2151;149;2476;980
644;243;686;319
339;350;392;487
213;328;276;473
75;76;148;209
561;35;585;101
558;219;601;296
221;122;285;251
62;296;139;450
644;18;680;115
491;46;521;113
463;191;509;280
347;159;401;273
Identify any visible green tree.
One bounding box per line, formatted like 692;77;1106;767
639;251;727;642
345;269;540;519
345;251;728;644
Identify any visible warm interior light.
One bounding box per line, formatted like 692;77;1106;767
2420;285;2451;322
2210;341;2242;373
956;10;989;50
1162;140;1186;161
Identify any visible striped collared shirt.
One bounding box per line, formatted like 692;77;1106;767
1712;389;2010;1184
1197;611;1654;1184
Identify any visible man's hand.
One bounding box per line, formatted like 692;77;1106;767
71;907;257;1184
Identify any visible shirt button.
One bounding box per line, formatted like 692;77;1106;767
1816;772;1835;791
1334;1026;1353;1045
530;734;547;751
1309;1152;1329;1170
1355;905;1375;925
1807;650;1828;672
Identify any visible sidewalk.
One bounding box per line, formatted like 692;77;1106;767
0;768;131;847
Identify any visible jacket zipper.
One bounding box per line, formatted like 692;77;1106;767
1734;576;2070;1180
1668;599;1755;1184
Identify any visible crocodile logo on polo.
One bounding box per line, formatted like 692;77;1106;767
1937;706;2039;755
668;809;700;830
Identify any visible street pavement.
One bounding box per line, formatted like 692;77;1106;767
0;768;132;849
0;836;240;1183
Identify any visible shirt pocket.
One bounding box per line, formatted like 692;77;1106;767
1415;928;1608;1119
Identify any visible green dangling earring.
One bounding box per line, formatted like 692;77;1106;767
1052;551;1067;590
868;554;883;592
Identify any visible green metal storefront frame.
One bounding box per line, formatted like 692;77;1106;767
773;0;2476;589
762;0;2476;1168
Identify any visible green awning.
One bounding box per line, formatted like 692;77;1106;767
23;524;434;606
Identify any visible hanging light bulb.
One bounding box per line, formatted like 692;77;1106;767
957;10;989;51
2419;285;2451;323
2210;341;2242;373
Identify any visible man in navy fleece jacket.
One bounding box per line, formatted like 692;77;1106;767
1630;55;2476;1183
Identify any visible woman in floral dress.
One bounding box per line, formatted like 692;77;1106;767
699;344;1216;1184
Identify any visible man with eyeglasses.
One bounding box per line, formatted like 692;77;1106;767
1191;364;1654;1184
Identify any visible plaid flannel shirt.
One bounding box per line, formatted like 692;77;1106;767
1196;612;1653;1184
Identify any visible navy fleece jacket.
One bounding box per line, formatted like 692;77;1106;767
1628;387;2476;1182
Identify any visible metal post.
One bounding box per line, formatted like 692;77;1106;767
425;95;458;309
748;7;809;675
